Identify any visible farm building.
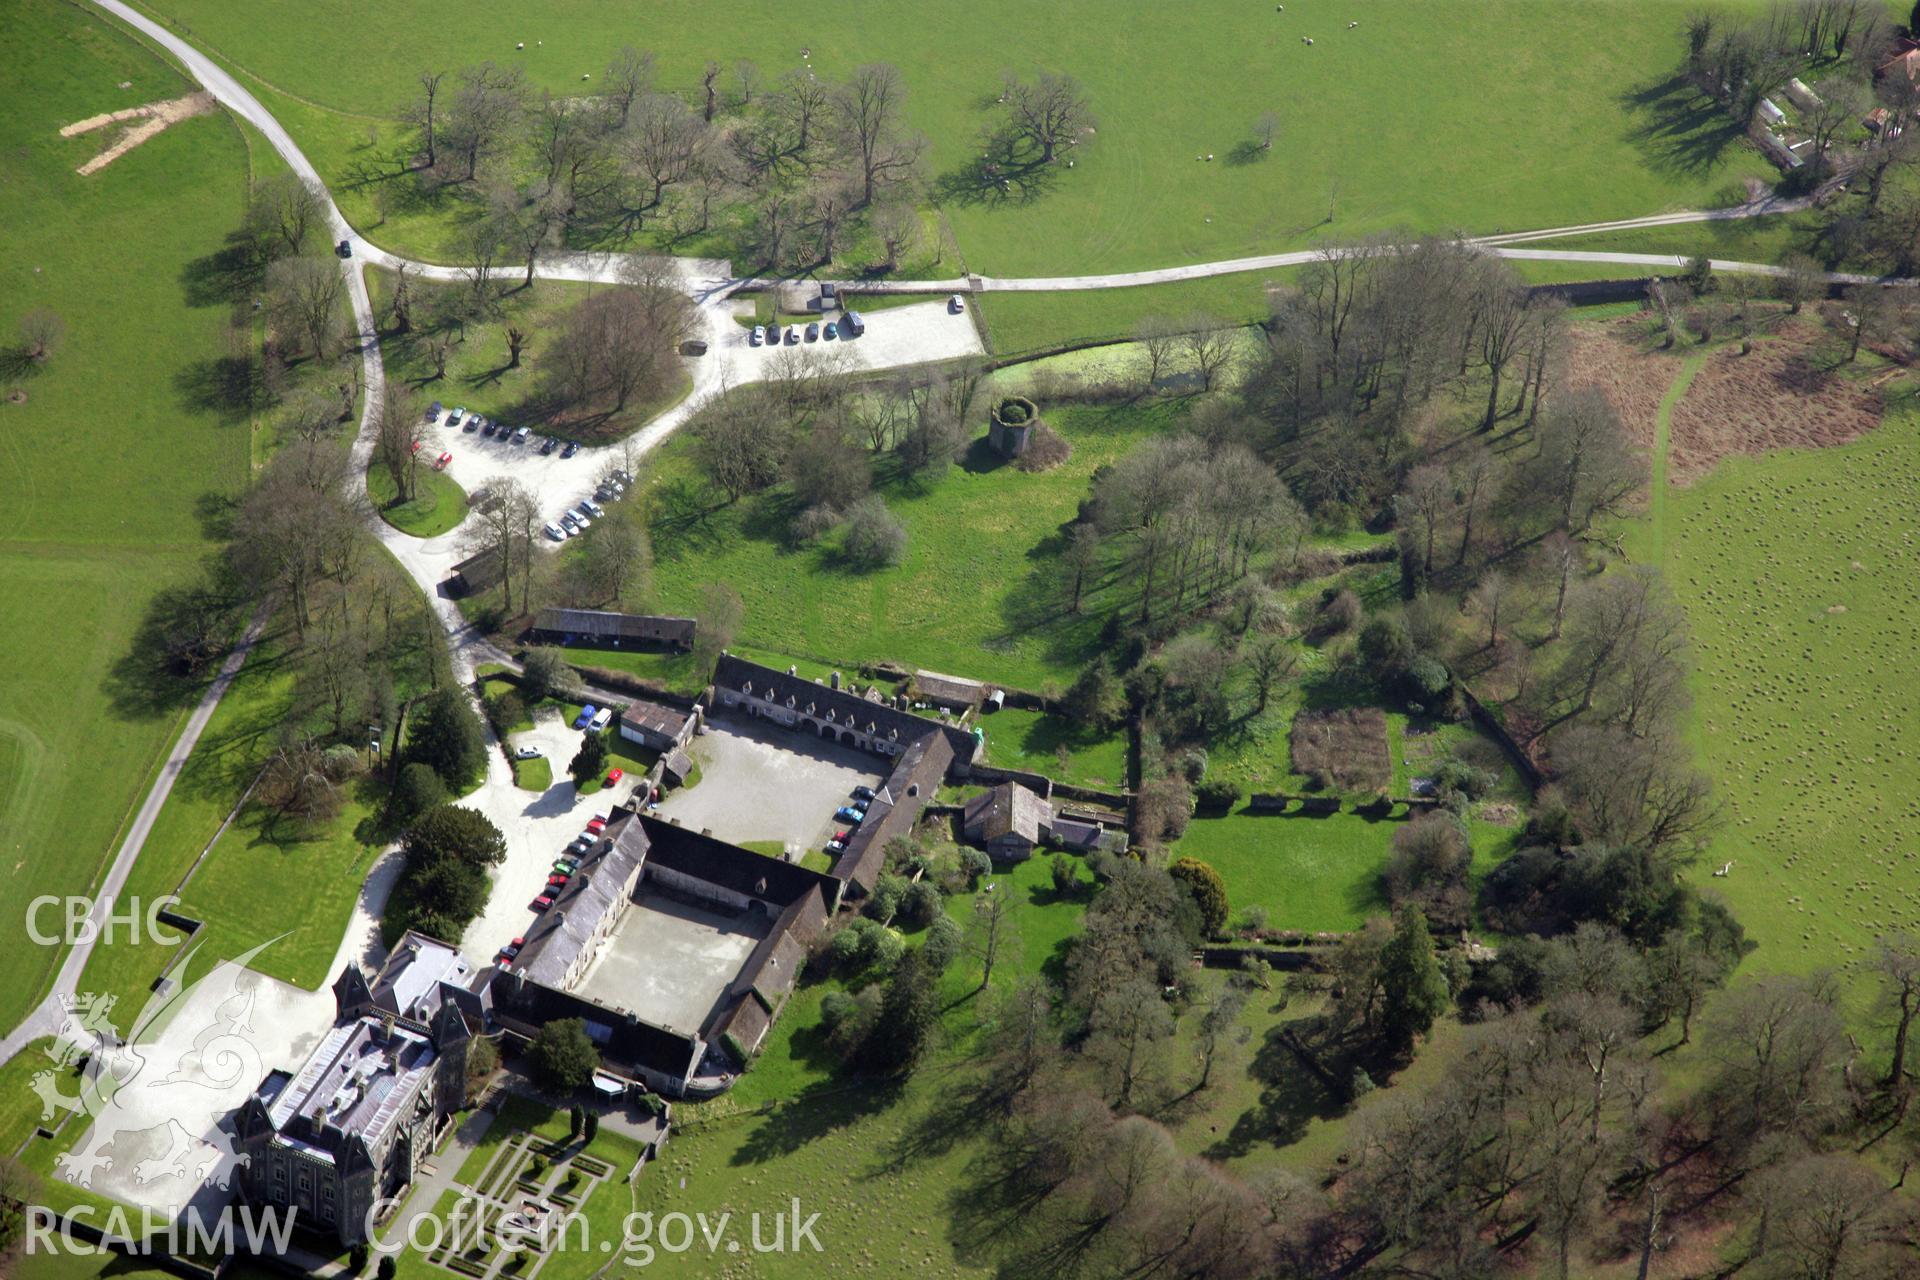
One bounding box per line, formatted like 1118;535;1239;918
913;669;986;712
963;781;1049;862
529;607;696;652
616;698;699;753
445;548;504;598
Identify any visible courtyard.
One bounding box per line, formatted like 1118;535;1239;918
657;711;884;854
572;892;767;1038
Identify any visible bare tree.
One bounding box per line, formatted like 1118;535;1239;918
692;582;744;672
1254;109;1279;152
833;63;925;206
1394;463;1455;581
405;70;446;170
373;384;423;503
16;308;65;363
440;62;526;182
1001;70;1093;164
266;255;346;359
623;93;706;211
1776;252;1824;312
870;199;920;270
700;59;722;123
1182;317;1239;392
967;885;1022;993
1134;314;1181;390
603;45;654;128
1874;935;1920;1106
245;174;327;260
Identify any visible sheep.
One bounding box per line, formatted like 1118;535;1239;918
1348;20;1358;29
516;41;525;50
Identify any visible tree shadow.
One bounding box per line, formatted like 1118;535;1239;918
1202;1014;1348;1160
179;235;263;309
931;129;1063;209
175;355;271;426
1618;74;1747;179
1224;140;1268;167
728;1075;905;1164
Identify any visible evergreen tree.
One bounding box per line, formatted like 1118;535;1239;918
406;688;487;793
1377;907;1450;1056
569;733;609;788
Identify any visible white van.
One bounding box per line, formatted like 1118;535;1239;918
588;708;613;732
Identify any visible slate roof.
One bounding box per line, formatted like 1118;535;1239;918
964;782;1046;845
512;819;648;989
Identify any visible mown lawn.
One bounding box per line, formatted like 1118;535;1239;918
133;0;1772;275
0;0;255;1036
368;459;469;536
645;401;1178;688
977;705;1128;791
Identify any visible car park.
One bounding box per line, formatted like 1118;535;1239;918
573;704;598;729
949;294;966;313
562;441;579;458
835;805;867;824
750;325;765;346
513;426;531;445
544;521;567;542
852;785;875;801
824;322;837;340
530;894;555;912
539;436;556;455
514;746;543;760
805;322;819;341
605;767;624;785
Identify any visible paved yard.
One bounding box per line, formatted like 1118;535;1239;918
459;708;636;967
657;712;884;853
573;892;766;1037
725;299;983;374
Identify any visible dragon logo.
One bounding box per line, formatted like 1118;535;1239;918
33;939;278;1207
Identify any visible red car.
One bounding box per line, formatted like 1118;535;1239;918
530;894;555;912
547;873;570;888
433;451;453;470
605;767;624;786
586;816;608;834
496;936;524;962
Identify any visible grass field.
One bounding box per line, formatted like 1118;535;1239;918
977;705;1128;790
1652;401;1920;975
368;459;469;536
0;0;257;1036
643;400;1181;687
129;0;1773;274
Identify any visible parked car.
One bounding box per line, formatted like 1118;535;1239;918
605;767;624;785
581;497;605;518
408;440;423;455
766;324;781;345
851;785;875;801
835;805;867;824
948;293;966;313
573;704;598;729
805;322;820;341
514;746;543;760
462;416;478;433
843;309;865;336
681;338;709;356
433;451;453;470
750;325;765;346
547;873;570;888
824;321;838;340
586;815;609;833
559;513;580;535
826;837;847;854
428;400;444;421
588;708;613;732
612;469;633;485
497;937;523;961
568;835;595;853
336;239;352;258
479;419;496;437
553;861;577;877
784;326;800;344
447;407;465;427
513;426;531;445
570;507;592;530
544;521;567;542
540;436;556;455
561;441;579;458
530;894;555;912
